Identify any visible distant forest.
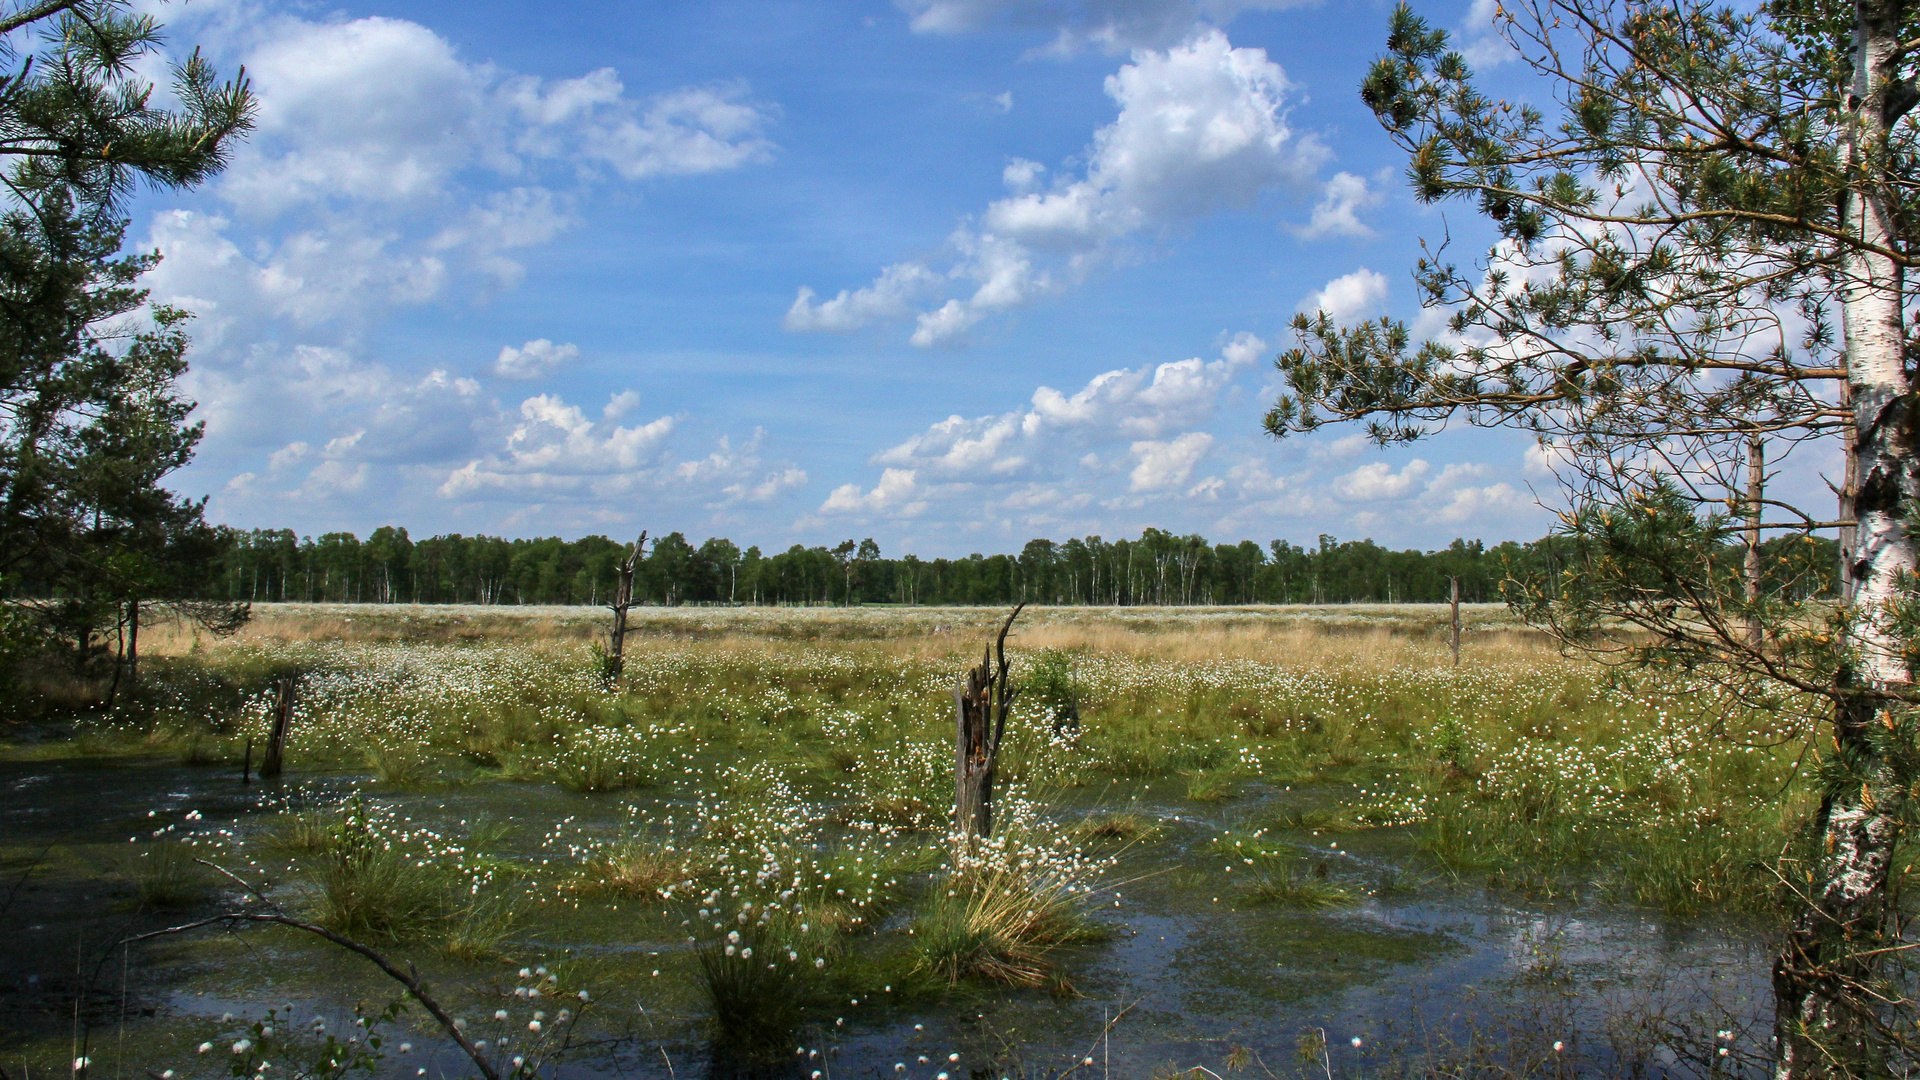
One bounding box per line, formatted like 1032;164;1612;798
182;526;1843;608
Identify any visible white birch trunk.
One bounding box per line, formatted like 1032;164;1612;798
1774;3;1918;1075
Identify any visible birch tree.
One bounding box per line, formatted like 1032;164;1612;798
1266;2;1920;1073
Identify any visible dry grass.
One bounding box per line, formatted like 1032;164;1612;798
136;603;607;653
580;839;696;897
140;601;1555;671
1071;811;1158;843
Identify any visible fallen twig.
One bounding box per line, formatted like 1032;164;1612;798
124;860;500;1080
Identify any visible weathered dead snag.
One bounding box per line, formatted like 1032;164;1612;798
1449;575;1461;666
605;530;647;683
954;603;1024;842
260;676;295;778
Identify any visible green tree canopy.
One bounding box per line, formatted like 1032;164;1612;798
0;0;253;680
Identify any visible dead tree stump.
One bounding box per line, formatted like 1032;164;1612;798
1449;576;1461;667
605;530;648;683
1050;698;1080;738
261;677;295;778
954;604;1024;842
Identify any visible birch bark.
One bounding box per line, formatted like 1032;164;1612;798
1774;4;1920;1074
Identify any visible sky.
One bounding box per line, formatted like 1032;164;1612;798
121;0;1599;557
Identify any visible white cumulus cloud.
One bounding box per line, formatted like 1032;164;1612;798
877;332;1260;478
1129;432;1214;491
820;334;1261;523
785;262;944;332
1430;481;1524;523
1333;459;1431;500
1301;268;1389;324
491;339;579;380
1290;172;1381;240
224;18;776;217
789;30;1324;346
438;392;677;498
821;468;928;516
1458;0;1516;68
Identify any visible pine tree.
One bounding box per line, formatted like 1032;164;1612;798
0;0;253;681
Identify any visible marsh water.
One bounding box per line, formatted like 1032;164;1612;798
0;753;1773;1080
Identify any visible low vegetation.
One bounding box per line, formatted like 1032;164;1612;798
0;603;1830;1076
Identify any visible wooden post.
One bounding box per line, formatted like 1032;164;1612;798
1449;576;1461;667
261;678;294;778
955;604;1024;842
606;531;647;683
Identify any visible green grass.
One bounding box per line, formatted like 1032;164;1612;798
1240;861;1356;910
25;619;1819;930
362;739;435;784
132;839;206;909
1182;768;1240;801
909;828;1102;988
302;797;459;940
695;923;811;1066
442;888;519;960
546;729;655;792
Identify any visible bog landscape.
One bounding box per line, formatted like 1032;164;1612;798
7;0;1920;1077
1;600;1817;1077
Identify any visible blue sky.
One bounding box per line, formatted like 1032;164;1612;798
130;0;1580;557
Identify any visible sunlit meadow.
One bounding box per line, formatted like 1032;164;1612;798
0;604;1836;1078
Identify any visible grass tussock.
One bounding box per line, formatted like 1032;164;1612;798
1265;802;1367;833
170;729;224;765
1181;768;1239;801
300;797;458;940
911;877;1097;987
547;729;654;792
132;839;206;908
267;806;342;853
1072;810;1157;843
911;826;1102;988
685;889;848;1067
695;912;818;1065
441;890;519;960
1240;860;1355;910
580;838;696;897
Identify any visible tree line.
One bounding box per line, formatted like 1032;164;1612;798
184;524;1840;608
